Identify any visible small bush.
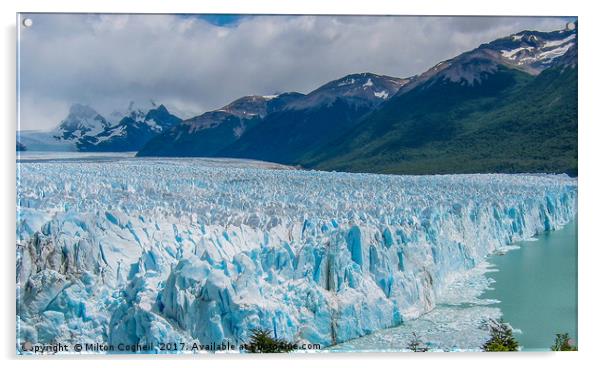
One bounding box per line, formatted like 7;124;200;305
551;333;577;351
406;332;429;352
482;319;519;352
245;328;296;353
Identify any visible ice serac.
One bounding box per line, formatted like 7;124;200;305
16;159;577;351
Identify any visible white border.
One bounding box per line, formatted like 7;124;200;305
2;1;601;367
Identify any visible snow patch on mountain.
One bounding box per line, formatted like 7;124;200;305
500;46;535;59
374;90;389;99
543;34;576;48
338;78;356;87
537;43;575;62
93;125;126;143
499;26;577;68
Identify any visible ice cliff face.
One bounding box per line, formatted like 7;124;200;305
16;159;577;351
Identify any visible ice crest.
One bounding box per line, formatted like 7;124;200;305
16;158;577;351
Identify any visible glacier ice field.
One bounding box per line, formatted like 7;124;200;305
16;158;577;353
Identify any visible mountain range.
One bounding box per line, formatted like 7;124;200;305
138;23;577;175
304;24;578;175
19;23;578;175
76;102;181;152
137;73;408;160
18;101;181;152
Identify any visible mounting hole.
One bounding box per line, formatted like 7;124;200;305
23;18;33;28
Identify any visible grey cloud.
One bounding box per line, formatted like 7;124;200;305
18;14;572;130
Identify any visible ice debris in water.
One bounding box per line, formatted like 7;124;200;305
16;158;577;351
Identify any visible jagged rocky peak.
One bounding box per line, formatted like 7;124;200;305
73;100;181;152
103;99;163;125
114;101;180;130
396;24;577;92
152;103;169;113
122;100;156;121
53;103;110;140
482;22;577;72
109;100;180;131
298;72;409;107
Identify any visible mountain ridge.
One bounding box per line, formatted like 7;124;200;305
137;73;407;159
78;103;182;152
20;23;577;176
304;41;577;175
18;101;182;152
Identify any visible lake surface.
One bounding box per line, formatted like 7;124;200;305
483;219;578;351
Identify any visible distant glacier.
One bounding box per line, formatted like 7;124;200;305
16;158;577;352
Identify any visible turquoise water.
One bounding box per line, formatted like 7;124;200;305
483;220;578;351
328;220;578;352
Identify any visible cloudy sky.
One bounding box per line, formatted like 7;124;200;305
18;14;573;130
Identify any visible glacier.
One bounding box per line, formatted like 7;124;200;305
16;158;577;353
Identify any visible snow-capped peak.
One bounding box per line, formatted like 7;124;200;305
295;72;409;108
106;100;163;124
495;24;577;70
53;103;110;140
396;24;577;93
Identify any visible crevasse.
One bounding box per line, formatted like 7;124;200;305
16;159;577;351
